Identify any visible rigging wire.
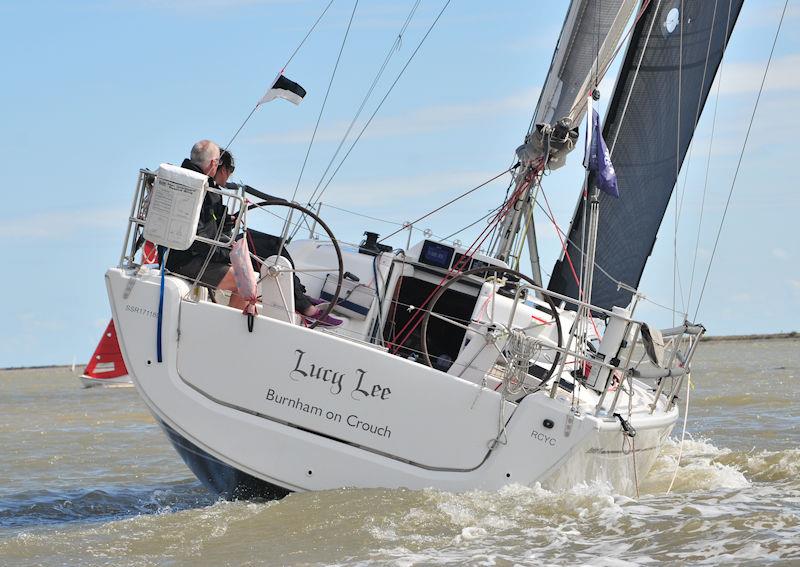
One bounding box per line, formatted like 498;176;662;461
485;173;517;254
674;0;719;229
539;186;601;340
221;0;337;153
308;0;454;207
290;0;360;204
319;203;405;227
595;0;601;88
673;0;685;326
302;0;423;208
282;0;338;71
378;166;516;243
533;192;683;316
387;176;535;353
687;0;733;313
608;0;663;155
671;0;721;323
440;204;503;243
693;0;789;320
565;0;653;127
318;202;452;242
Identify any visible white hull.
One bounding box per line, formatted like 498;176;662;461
80;374;133;388
107;267;677;498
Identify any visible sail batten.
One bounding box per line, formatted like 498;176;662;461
548;0;745;311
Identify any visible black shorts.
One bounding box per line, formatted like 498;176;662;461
168;256;230;287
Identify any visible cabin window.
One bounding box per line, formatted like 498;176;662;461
384;276;477;366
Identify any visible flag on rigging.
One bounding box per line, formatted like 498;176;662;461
584;107;619;198
258;73;307;106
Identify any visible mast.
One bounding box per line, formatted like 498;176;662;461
548;0;745;311
492;0;638;279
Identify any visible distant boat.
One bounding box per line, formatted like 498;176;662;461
81;320;132;388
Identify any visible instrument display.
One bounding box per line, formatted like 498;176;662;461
419;241;454;269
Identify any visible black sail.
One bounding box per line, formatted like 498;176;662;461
547;0;744;311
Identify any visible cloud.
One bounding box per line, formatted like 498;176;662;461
772;248;789;259
17;312;64;333
718;54;800;95
318;168;513;209
250;88;540;145
739;2;800;30
120;0;302;8
0;208;127;239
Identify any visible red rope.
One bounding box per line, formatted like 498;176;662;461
387;168;539;353
540;189;601;341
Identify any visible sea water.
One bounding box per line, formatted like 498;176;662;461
1;339;798;565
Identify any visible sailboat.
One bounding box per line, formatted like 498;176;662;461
106;0;746;499
80;319;132;388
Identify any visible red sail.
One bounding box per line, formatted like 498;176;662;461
82;320;128;380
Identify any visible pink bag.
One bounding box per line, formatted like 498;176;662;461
230;238;258;316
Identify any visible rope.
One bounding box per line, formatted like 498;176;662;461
539;187;600;340
666;373;691;495
387;172;535;353
674;0;719;232
290;0;360;204
630;435;640;498
694;0;789;320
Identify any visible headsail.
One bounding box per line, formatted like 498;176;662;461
548;0;745;311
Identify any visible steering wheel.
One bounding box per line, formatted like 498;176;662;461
245;199;343;330
419;265;563;387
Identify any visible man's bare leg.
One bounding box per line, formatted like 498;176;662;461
217;268;249;310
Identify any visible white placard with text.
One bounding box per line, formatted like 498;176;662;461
144;163;207;251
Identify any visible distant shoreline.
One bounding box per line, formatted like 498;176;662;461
700;331;798;342
2;331;798;370
1;364;86;372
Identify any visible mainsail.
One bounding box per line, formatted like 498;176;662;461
548;0;744;311
533;0;638;129
492;0;637;277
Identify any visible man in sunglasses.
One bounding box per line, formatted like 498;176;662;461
165;140;249;310
214;149;341;326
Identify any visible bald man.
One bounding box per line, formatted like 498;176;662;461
165;139;248;310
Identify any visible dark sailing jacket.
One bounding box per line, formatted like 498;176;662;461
166;159;232;269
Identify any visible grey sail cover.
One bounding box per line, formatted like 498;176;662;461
547;0;744;311
533;0;638;130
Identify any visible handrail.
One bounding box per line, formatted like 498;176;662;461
118;168;245;270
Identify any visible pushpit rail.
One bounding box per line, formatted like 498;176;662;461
501;281;706;415
118;169;245;270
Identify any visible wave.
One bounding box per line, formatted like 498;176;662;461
640;436;800;495
0;481;214;529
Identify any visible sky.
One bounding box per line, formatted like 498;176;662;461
0;0;797;367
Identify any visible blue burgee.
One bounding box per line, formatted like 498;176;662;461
584;108;619;198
